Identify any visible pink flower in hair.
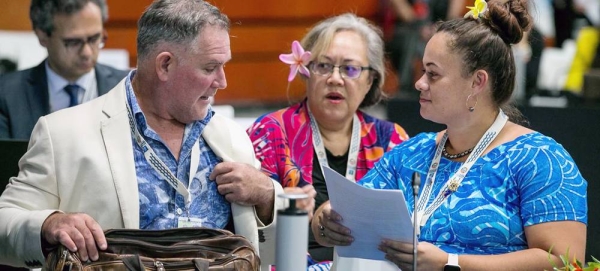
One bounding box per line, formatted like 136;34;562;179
279;40;311;82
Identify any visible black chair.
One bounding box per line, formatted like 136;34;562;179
0;139;29;271
0;139;28;194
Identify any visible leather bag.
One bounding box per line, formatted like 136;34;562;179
44;227;260;271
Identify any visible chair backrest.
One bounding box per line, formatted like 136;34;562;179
0;139;28;194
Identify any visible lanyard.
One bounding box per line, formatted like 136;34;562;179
308;107;360;181
125;100;200;211
415;110;507;226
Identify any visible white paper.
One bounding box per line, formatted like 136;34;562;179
323;167;414;261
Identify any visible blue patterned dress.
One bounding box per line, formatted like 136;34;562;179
359;132;587;254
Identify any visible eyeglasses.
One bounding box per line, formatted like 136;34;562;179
310;62;372;79
61;33;106;53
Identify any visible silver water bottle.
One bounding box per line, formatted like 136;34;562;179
275;193;309;271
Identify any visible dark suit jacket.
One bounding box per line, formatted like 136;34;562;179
0;60;129;139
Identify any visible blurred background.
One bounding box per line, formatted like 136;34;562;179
1;0;391;108
2;0;600;109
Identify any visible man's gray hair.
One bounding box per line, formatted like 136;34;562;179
137;0;230;59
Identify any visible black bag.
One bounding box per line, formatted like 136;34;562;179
44;227;260;270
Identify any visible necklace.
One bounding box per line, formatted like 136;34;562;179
416;110;507;227
441;145;474;159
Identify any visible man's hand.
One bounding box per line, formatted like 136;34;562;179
210;161;274;206
209;162;275;224
283;185;317;220
41;212;106;262
210;161;275;222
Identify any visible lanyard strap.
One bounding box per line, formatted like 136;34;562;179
308;107;360;181
416;110;507;226
125;101;200;210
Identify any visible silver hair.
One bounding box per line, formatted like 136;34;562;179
136;0;230;60
301;13;386;108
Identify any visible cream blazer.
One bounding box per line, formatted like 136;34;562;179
0;79;283;270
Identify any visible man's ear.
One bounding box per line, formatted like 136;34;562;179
471;69;489;95
155;52;175;81
34;29;49;48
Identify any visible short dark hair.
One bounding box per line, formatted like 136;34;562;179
435;0;531;120
136;0;230;60
30;0;108;36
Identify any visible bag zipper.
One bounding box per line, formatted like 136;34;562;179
106;240;241;254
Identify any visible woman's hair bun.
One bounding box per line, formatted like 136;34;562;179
485;0;532;44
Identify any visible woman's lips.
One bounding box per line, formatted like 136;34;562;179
326;92;344;100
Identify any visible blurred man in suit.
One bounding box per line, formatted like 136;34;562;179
0;0;129;140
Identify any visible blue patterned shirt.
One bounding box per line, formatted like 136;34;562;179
124;71;231;230
359;132;587;254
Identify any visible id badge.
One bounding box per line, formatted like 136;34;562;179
177;217;204;228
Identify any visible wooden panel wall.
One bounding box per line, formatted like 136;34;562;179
1;0;391;105
0;0;32;30
104;0;386;105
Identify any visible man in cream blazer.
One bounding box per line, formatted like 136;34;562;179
0;1;292;269
0;78;284;269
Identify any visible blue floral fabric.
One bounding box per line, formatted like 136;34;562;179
124;71;231;230
359;132;587;254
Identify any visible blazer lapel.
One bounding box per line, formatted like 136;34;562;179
25;61;51;119
95;64;116;95
100;80;140;228
95;63;129;96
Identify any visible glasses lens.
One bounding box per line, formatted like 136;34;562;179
96;37;105;49
63;34;105;52
88;34;106;49
343;65;362;79
64;39;84;52
313;62;332;76
89;35;100;45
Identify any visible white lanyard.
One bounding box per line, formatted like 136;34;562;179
125;101;200;211
308;107;361;181
415;110;507;226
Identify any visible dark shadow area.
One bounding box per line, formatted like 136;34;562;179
0;58;17;75
0;140;34;270
0;140;28;192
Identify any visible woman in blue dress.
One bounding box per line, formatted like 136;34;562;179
310;0;588;270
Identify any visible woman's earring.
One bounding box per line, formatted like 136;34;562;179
466;93;478;112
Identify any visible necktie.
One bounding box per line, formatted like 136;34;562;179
63;84;81;107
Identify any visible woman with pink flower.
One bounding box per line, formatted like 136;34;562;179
247;13;409;268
